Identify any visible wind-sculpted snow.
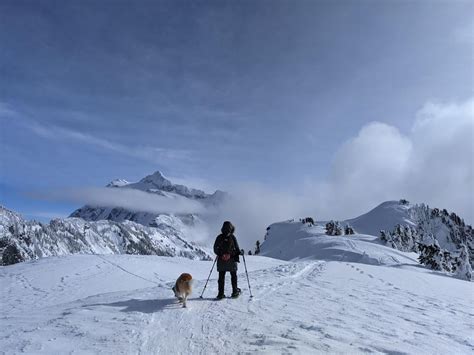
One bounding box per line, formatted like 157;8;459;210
260;220;419;266
0;206;211;265
1;255;472;354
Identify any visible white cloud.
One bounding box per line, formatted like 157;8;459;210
203;183;311;249
32;187;206;215
310;97;474;224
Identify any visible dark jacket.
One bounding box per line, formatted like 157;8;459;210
214;233;241;272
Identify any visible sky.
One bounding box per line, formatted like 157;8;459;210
0;0;473;232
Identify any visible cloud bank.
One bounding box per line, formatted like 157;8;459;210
33;187;206;215
310;97;474;223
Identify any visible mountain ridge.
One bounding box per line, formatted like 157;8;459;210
0;205;211;265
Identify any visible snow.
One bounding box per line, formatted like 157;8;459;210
261;220;419;265
345;200;417;236
1;209;211;264
1;254;473;354
106;179;130;188
125;171;209;199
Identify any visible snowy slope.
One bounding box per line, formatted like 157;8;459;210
345;200;472;252
0;205;23;235
261;220;419;265
345;200;417;236
1;255;472;354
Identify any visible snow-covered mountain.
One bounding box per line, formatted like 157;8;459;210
70;170;226;228
345;200;472;248
0;172;229;266
348;201;472;271
261;200;473;280
345;200;417;236
0;206;211;265
124;170;211;199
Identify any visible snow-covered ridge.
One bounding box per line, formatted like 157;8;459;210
0;206;211;265
261;200;473;280
105;170;225;201
345;200;472;267
345;200;472;251
106;179;130;187
260;220;419;266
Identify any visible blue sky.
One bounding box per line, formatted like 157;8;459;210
1;0;473;222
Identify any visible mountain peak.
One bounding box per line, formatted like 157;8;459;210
138;170;172;187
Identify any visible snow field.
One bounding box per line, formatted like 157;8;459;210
1;254;472;354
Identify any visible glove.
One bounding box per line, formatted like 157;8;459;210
222;254;231;261
240;249;245;255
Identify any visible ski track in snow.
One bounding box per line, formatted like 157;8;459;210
1;255;473;354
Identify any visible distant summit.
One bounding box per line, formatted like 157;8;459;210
70;170;227;227
125;170;209;199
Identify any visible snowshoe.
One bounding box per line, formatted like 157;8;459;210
215;294;225;300
231;288;241;299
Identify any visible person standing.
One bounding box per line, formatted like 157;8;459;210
213;221;242;299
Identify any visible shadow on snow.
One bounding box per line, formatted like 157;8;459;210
85;298;180;313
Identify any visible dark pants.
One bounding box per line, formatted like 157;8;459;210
218;271;238;295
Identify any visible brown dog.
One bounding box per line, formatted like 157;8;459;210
172;273;193;308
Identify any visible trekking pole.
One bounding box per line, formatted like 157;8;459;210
241;250;253;298
200;256;217;298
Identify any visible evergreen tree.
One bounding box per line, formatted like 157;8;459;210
2;244;24;265
454;245;472;281
255;240;261;255
326;221;343;236
344;225;355;235
418;240;443;270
